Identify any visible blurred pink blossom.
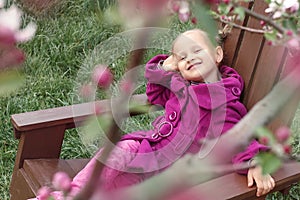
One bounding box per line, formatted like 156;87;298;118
37;186;52;200
0;47;25;69
275;126;291;143
92;64;113;89
52;172;72;192
265;0;299;19
178;1;190;23
0;4;37;43
286;37;300;55
283;144;292;154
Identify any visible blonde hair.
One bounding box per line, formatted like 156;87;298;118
171;29;216;56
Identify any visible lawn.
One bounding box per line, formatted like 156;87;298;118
0;0;299;200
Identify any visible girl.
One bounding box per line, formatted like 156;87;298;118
40;29;275;199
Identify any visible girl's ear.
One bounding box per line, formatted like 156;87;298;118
215;46;224;64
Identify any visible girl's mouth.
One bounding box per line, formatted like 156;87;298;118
187;61;202;70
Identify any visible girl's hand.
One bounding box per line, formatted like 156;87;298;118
162;55;178;71
247;165;275;197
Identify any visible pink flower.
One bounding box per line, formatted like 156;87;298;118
283;144;292;154
275;126;291;143
265;0;299;18
52;172;71;192
191;17;197;24
172;2;180;13
286;37;300;55
92;64;113;89
178;1;190;23
37;186;52;200
286;30;293;36
0;4;37;43
260;20;266;26
259;136;269;145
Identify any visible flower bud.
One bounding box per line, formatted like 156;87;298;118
260;20;266;26
283;144;292;155
286;30;293;36
52;172;72;192
275;126;291;143
222;0;230;4
191;17;197;24
259;136;269;145
92;65;113;89
172;2;180;12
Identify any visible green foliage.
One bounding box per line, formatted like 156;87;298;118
256;152;282;175
0;70;25;96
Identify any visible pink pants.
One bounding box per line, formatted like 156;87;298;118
33;140;142;200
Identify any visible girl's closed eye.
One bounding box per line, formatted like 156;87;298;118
178;55;186;61
194;49;202;53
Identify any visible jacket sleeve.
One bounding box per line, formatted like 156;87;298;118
145;54;178;107
232;139;269;175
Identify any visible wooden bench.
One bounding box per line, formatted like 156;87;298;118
9;1;300;199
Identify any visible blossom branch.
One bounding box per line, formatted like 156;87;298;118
219;18;266;34
235;3;286;34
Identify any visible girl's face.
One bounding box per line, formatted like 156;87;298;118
172;30;222;83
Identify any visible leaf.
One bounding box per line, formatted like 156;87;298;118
264;30;277;42
265;0;271;4
191;1;218;46
256;152;282;174
255;126;276;145
0;70;25;96
234;7;245;21
283;19;298;33
218;3;230;15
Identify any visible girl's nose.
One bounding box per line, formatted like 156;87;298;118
186;54;195;62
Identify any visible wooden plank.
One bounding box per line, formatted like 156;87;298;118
222;1;251;67
13;125;65;169
233;1;267;105
10;169;36;200
245;43;285;110
23;159;78;189
21;159;90;194
268;51;300;130
176;161;300;200
11;94;148;133
66;159;90;174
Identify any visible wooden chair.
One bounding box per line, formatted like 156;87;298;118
9;1;300;199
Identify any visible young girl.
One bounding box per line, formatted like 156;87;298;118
41;29;275;199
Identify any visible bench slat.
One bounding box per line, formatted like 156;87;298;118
180;161;300;200
23;159;90;195
20;159;300;200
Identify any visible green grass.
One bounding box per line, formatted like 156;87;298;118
0;0;299;199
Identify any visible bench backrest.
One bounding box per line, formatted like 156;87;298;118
223;1;298;130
